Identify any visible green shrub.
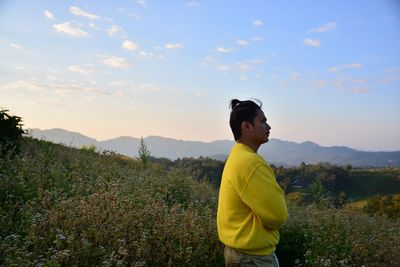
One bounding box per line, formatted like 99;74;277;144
277;204;400;266
138;137;151;169
80;144;97;153
0;109;26;158
364;194;400;219
286;192;306;204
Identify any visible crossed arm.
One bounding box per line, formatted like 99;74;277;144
239;164;288;230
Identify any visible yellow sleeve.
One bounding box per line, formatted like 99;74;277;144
239;164;288;230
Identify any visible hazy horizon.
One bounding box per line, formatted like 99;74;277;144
29;127;400;153
1;1;399;151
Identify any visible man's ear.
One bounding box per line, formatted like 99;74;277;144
241;121;251;133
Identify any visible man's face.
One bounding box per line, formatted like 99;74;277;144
249;109;271;144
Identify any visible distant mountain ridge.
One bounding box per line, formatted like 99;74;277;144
28;128;400;167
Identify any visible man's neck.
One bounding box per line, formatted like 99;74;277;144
236;139;260;153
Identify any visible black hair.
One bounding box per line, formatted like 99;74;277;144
229;99;262;140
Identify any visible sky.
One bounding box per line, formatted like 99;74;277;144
0;0;399;151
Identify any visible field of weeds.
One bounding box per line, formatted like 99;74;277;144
1;137;399;266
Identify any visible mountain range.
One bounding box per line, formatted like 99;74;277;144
27;128;400;168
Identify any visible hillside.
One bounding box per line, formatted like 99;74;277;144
1;137;399;266
29;128;400;167
1;137;222;266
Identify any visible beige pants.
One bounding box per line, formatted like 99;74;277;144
224;246;279;267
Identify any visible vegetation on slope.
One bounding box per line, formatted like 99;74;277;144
1;138;222;266
1;136;399;266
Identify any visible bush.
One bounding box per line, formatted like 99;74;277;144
0;109;26;158
80;144;97;153
364;194;400;219
277;204;400;266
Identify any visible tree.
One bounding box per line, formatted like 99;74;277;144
138;136;151;168
0;109;26;158
309;178;326;206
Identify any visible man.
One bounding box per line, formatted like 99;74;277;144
217;99;288;267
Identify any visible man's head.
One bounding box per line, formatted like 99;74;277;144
229;99;271;145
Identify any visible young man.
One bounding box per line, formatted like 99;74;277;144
217;99;288;267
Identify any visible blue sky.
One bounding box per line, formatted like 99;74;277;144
1;0;399;151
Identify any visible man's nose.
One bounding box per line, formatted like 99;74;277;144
266;123;271;130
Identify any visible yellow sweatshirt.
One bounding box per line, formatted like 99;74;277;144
217;143;288;256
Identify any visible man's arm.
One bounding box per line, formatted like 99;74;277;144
239;164;288;230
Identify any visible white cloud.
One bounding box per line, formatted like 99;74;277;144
385;67;400;73
10;43;34;56
164;43;183;49
138;50;164;60
67;65;90;74
204;55;217;63
216;47;234;53
303;38;320;47
115;89;126;97
334;79;345;89
310;79;327;88
16;66;28;71
250;36;263;42
58;84;107;97
343;63;363;69
252;20;263;27
194;90;204;97
289;72;302;81
109;80;128;87
129;12;140;19
251;59;265;64
0;79;106;97
381;67;400;83
107;25;124;37
79;87;107;96
44;10;55;19
88;22;101;30
328;63;363;72
236;39;249;46
352;87;370;94
10;43;22;49
0;80;44;92
328;77;374;93
122;40;139;51
235;63;251;72
187;1;200;8
239;75;247;81
132;83;161;93
45;75;60;81
53;22;89;37
217;65;230;74
101;56;131;69
104;17;114;23
137;0;146;7
310;22;337;33
138;51;153;59
328;67;338;72
69;6;99;20
354;79;367;84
